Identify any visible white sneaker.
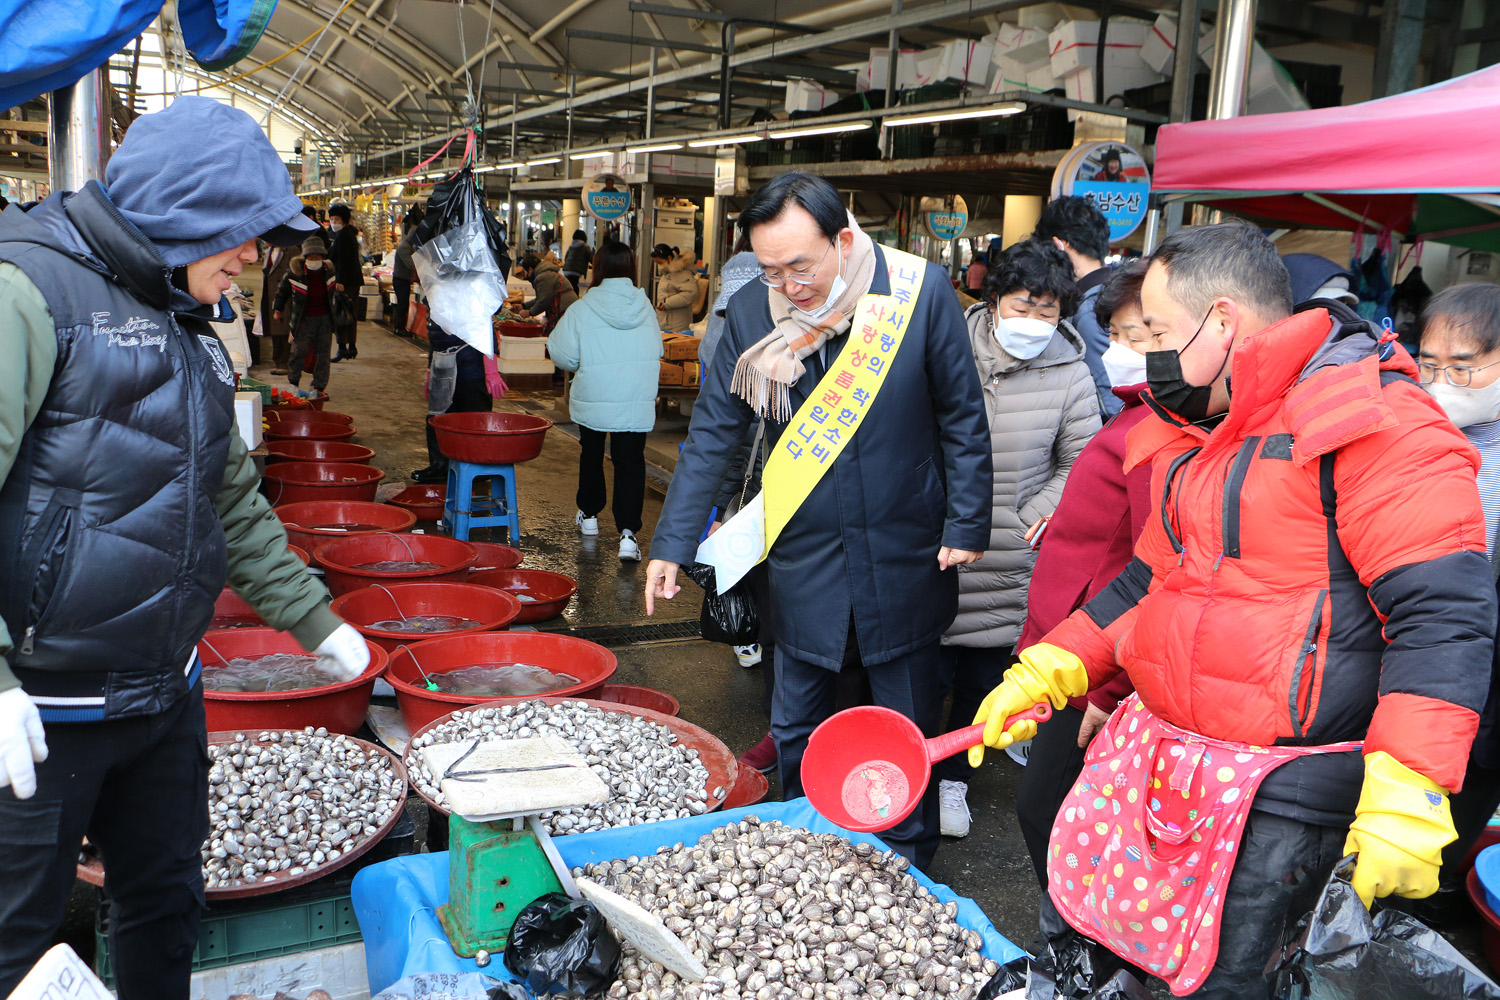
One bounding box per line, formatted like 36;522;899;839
618;529;641;562
938;779;971;838
576;510;599;536
734;644;763;668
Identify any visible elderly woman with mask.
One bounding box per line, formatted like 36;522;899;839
936;237;1101;838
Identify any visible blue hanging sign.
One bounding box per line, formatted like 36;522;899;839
1053;142;1151;241
921;195;969;241
584;173;632;221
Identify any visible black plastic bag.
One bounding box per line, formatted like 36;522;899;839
411;167;512;355
414;167;511;279
683;562;759;646
329;286;355;327
976;935;1153;1000
1271;858;1500;1000
502;893;620;997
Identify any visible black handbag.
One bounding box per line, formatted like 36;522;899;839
686;419;765;646
328;286;355;328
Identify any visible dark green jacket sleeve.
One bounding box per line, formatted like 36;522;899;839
0;264;60;693
216;432;342;651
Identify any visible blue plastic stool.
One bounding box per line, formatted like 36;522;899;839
442;461;520;542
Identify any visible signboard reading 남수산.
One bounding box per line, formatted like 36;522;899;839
584;173;632;221
1052;141;1152;241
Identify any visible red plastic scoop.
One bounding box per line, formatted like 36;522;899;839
802;702;1052;832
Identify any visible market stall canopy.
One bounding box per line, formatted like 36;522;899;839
0;0;271;111
1154;63;1500;252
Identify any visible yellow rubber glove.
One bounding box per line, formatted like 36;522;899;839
1343;750;1457;908
968;644;1089;767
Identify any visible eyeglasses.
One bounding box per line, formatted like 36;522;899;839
1418;360;1500;387
759;241;835;288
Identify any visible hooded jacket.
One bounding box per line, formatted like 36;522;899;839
526;257;578;320
548;278;664;433
656;256;699;332
273;254;333;333
1046;306;1496;798
945;306;1100;648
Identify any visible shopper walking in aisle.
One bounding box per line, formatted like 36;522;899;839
274;235;337;396
936;238;1099;839
970;222;1495;999
391;225;418;337
327;204;363;360
646;172;991;868
0;97;369;1000
1010;261;1152;954
964;238;989;293
652;244;699;333
259;208;309;374
1033;196;1117;415
549;241;663;562
1407;282;1500;924
562;228;593;290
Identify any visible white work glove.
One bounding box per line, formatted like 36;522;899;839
0;687;48;799
315;624;371;682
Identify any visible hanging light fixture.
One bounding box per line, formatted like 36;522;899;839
883;101;1027;127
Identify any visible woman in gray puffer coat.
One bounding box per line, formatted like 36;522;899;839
936;238;1101;837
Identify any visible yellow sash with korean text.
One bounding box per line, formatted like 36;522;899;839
760;247;926;557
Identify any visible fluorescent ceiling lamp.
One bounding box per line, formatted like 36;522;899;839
630;142;683;153
771;121;871;140
569;150;605;160
527;156;561;166
493;162;522;171
883;101;1026;127
686;133;762;148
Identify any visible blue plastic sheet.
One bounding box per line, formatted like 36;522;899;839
0;0;273;112
352;799;1026;996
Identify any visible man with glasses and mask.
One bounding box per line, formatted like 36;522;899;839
645;172;991;867
966;221;1495;998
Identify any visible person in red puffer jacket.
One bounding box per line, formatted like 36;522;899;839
1012;261;1152;942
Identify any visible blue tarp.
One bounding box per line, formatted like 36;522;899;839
0;0;275;113
352;799;1026;996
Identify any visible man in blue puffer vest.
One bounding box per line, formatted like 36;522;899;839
0;97;371;998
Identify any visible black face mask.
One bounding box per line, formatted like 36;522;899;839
1145;308;1229;423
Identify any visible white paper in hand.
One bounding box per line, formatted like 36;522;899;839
693;491;765;592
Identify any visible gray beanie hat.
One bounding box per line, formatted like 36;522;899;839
301;235;328;257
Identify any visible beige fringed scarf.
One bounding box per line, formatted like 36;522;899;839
731;213;878;420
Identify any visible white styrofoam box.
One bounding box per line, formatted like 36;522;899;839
860;47;921;92
1198;29;1311;115
940;37;996;85
233;391;263;450
1027;62;1061;93
991;23;1050;65
188;942;369;1000
499;334;549;362
1018;2;1091;31
499;358;555;375
11;945;112;1000
1048;18;1151;77
1063;63;1165;116
990;54;1059;93
1140;13;1179;74
785;78;838;113
913;48;945;87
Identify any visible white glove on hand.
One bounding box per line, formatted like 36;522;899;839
0;687;48;799
315;624;371;682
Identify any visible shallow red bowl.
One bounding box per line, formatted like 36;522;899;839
388;484;446;522
316;533;477;597
197;627;387;734
262;461;385;506
264;421;357;443
274;501;416;563
266;440;376;465
596;683;679;716
429;411;552;464
723;766;770;810
386;631;617;732
467;568;576;623
468;541;524;571
330;581;523;653
265;409;355;427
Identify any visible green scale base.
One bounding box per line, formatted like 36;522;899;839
438;815;564;957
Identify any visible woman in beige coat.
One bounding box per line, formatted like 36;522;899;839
651;243;699;332
936;237;1101;837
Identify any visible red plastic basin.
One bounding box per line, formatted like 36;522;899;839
388;484;446;522
386;632;617;731
330;581;523;653
467;568;576;623
262;462;385;506
264;420;357;442
317;533;478;597
265;409;354;426
596;683;680;716
275;501;417;562
288;543;310;565
469;541;524;572
406;697;737;820
429;412;552;464
267;440;376;466
213;588;262;629
723;766;770;810
197;627;388;735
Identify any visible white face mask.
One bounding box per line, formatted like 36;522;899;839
792;247;848;321
1426;378;1500;428
305;259;324;270
330;221;344;232
1103;340;1150;387
992;314;1056;360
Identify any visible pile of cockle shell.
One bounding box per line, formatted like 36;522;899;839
404;700;713;835
577;816;1001;1000
203;728;405;889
